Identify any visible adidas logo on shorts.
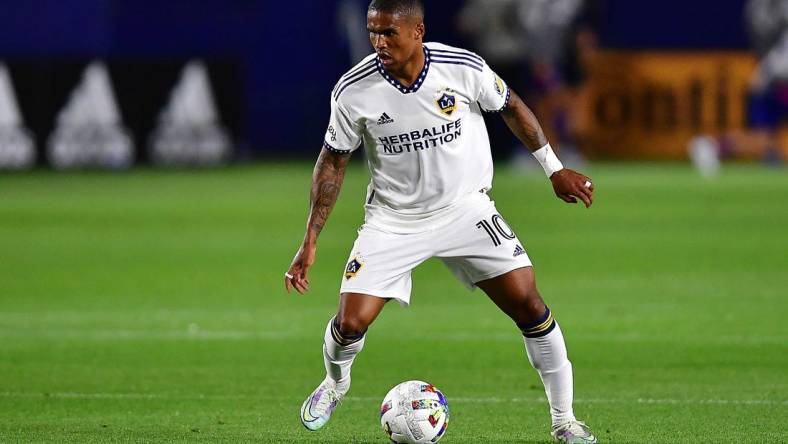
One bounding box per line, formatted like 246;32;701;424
513;244;525;257
377;112;394;125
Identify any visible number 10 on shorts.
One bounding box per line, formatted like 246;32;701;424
476;214;516;247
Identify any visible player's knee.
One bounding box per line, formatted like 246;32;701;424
513;286;547;326
524;286;545;313
517;269;543;310
335;314;369;338
512;279;557;338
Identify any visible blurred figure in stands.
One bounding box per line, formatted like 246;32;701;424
458;0;596;169
746;0;788;164
689;0;787;174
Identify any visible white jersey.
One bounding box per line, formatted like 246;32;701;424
323;42;510;233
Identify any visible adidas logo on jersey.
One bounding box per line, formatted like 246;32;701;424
513;244;526;257
377;112;394;125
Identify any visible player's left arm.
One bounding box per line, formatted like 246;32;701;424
500;90;594;208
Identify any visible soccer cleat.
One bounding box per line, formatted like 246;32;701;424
300;380;343;431
551;420;597;443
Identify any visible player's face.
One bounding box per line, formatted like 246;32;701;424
367;10;424;71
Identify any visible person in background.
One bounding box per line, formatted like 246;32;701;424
458;0;588;166
745;0;788;163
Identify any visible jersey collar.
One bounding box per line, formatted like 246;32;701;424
376;46;431;94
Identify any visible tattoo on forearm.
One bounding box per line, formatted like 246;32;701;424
307;150;349;237
501;90;548;152
310;181;340;232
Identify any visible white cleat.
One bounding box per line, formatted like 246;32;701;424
552;420;598;443
300;380;343;431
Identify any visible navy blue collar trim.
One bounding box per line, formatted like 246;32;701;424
376;46;431;94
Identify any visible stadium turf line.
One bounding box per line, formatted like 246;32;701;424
0;162;786;442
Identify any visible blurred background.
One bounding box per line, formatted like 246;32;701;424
1;1;787;442
0;0;786;170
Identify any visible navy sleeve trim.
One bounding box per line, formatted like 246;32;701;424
481;86;511;114
323;141;352;154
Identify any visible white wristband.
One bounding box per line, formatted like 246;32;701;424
532;143;564;178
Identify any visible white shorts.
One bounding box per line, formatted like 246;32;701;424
339;192;532;306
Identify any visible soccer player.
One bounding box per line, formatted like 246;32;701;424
285;1;597;442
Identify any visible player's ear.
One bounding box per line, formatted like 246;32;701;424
414;21;425;40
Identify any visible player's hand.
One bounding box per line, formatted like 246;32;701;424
550;168;594;208
285;242;316;294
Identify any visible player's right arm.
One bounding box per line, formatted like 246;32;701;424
285;84;363;294
285;148;351;294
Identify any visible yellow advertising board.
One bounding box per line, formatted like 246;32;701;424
578;51;757;159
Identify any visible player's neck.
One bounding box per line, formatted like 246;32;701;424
386;45;425;88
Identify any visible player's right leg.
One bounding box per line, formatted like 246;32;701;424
301;224;430;431
324;292;389;392
301;292;388;431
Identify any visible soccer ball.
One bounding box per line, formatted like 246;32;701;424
380;380;450;444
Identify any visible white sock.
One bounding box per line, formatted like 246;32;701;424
523;320;576;427
323;316;365;395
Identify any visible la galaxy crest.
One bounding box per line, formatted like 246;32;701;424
435;88;457;116
345;255;363;279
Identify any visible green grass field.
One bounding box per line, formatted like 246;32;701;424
1;162;786;443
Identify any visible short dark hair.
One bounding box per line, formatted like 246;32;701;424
368;0;424;19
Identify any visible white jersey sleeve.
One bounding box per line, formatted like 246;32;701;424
323;94;363;154
476;61;510;113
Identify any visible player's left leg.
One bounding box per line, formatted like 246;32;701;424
435;192;595;442
476;267;596;444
